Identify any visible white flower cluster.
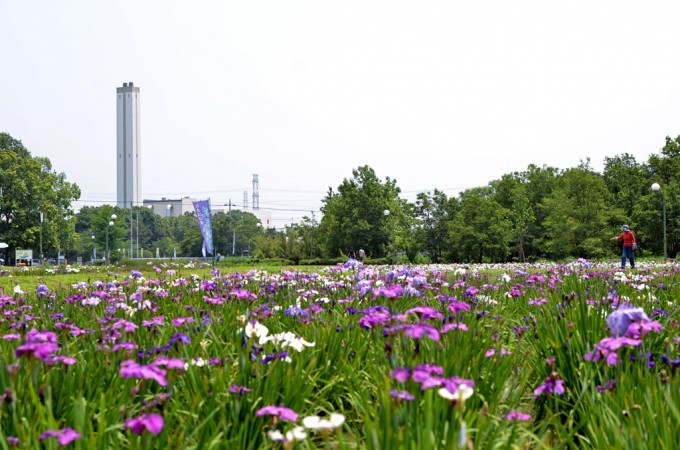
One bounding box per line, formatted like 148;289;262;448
268;413;345;445
243;320;316;362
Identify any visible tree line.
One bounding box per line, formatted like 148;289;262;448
1;131;678;264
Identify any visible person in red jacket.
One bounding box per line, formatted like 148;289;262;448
610;224;636;269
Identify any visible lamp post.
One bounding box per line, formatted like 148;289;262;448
106;214;117;261
91;234;96;261
651;183;667;263
39;211;44;262
384;209;391;261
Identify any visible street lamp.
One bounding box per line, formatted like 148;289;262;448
651;183;667;262
91;234;96;261
384;209;392;261
106;214;117;261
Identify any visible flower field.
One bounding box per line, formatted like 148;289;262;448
1;261;679;449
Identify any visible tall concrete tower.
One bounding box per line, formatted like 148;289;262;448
116;82;141;209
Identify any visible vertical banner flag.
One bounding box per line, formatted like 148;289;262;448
192;199;214;255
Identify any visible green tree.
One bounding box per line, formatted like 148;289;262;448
540;160;622;259
603;153;647;218
319;165;402;258
413;190;458;263
449;189;512;263
212;210;263;257
0;133;80;262
490;174;535;261
641;135;680;258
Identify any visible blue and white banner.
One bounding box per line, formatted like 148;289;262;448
192;199;214;255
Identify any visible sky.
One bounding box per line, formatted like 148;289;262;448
2;1;680;228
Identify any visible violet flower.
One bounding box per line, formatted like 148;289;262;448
390;367;411;383
119;360;168;386
228;384;252;396
503;410;532;421
130;270;143;279
533;373;565;397
256;405;299;422
390;389;415;401
607;307;648;336
124;413;165;435
39;428;82;446
584;336;641;366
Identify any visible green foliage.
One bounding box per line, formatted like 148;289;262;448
0;133;81;262
319;165;402;258
1;262;679;448
539;160;622;259
449;190;512;263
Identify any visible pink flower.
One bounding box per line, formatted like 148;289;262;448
125;413;164;435
2;333;21;341
112;320;139;333
39;428;82;445
256;405;299;422
584;336;641;365
485;348;511;358
171;317;195;327
533;373;565;397
503;410;531;421
390;367;411;383
230;289;257;301
625;320;664;339
119;360;168;386
442;322;468;333
446;301;471;313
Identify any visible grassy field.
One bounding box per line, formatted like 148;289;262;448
0;259;678;449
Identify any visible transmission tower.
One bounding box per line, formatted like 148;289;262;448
252;174;259;210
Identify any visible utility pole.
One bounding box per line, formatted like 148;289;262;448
129;201;133;257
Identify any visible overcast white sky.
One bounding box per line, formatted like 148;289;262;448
2;1;679;227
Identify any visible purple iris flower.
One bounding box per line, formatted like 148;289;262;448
15;329;60;361
230;289;257;301
119;360;168;386
124;413;164;435
624;320;664;339
255;405;299;422
262;350;289;364
285;306;306;317
607;307;648;336
373;285;403;299
390;323;440;342
597;379;616;393
584;336;642;365
404;306;442;320
403;285;420;298
446;300;471;313
660;354;680;369
130;270;143;279
533;373;565;397
228;384;252;396
36;284;49;298
503;410;532;421
355;280;373;296
39;428;82;446
390;389;415;401
442;322;468;333
412;364;443;383
390;367;411;383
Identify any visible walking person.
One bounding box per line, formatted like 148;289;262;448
610;224;637;269
358;248;365;262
